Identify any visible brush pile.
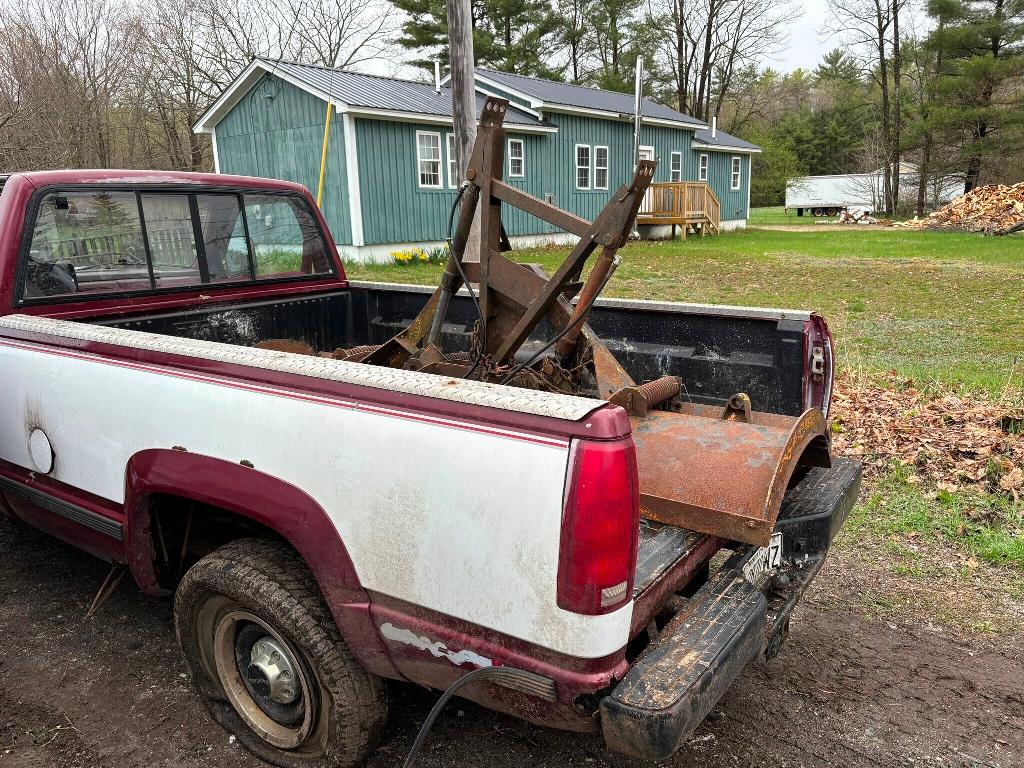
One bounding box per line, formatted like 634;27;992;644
898;182;1024;234
832;372;1024;498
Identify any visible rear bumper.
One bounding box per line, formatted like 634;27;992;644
600;458;861;761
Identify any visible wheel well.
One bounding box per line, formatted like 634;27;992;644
147;494;287;590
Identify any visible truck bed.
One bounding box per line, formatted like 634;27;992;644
99;281;823;417
85;280;837;651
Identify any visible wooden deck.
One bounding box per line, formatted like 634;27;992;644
636;181;720;237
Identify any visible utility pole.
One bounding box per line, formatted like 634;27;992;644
447;0;480;260
633;57;644;168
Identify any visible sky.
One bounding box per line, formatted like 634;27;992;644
777;0;837;72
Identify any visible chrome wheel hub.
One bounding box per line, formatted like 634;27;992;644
247;636;300;705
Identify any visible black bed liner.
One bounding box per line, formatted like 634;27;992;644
101;283;813;416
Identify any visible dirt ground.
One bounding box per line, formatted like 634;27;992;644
1;517;1022;768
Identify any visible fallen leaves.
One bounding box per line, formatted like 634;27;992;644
831;371;1024;498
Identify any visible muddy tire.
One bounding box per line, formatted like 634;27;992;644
174;538;386;768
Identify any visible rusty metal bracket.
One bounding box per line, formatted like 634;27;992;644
721;393;752;423
363;96;656;376
633;406;831;546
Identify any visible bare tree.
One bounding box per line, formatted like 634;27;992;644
825;0;907;214
288;0;398;68
653;0;796;121
0;0;402;173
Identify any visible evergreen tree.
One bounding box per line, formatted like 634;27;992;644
926;0;1024;189
390;0;562;77
814;49;863;84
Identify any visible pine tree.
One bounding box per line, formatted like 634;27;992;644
390;0;562;77
926;0;1024;189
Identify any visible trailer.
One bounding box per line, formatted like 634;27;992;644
785;174;872;217
786;165;965;217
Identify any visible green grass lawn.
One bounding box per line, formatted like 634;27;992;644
748;205;824;226
346;227;1024;396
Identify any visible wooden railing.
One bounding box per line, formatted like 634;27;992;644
637;181;720;234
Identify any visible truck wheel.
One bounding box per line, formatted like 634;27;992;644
174;538;386;768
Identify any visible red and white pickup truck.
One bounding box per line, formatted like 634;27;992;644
0;170;860;766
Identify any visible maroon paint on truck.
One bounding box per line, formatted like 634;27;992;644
123;449;402;681
804;312;834;415
369;592;632;732
0;459;124;562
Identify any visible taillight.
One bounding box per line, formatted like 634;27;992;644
557;437;640;615
803;314;834;417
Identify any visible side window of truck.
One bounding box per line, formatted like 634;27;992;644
139;193;202;288
23;191;150;299
242;194;332;278
21;188;334;303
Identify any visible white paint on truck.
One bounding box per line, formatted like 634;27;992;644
0;324;634;659
380;622;493;668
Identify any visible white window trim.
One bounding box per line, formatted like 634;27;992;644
446;133;459;189
670;151;682;182
731;155;742;190
342;113;364;245
699;153;709;182
416;130;443;189
507;138;525;178
575;143;591;190
594;145;609;190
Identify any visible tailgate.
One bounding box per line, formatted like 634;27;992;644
609;459;861;760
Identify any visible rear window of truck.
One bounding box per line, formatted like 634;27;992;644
20;188;335;302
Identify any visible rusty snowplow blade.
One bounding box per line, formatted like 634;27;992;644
631;403;831;547
288;97;834;549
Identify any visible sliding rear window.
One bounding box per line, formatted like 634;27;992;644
20;188;334;302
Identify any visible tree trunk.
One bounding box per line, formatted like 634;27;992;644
891;0;902;214
675;0;687;113
694;1;716;121
916;133;930;217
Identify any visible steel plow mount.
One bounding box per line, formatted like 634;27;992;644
357;96;831;547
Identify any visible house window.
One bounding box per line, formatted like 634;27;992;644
447;133;460;188
416;131;442;188
575;145;591;189
731;156;742;190
670;152;682;182
508;138;524;178
699;154;709;182
594;146;609;189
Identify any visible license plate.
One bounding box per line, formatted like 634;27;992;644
743;532;783;583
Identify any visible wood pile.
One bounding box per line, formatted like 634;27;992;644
897;182;1024;235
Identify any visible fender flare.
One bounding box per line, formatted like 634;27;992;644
122;448;400;679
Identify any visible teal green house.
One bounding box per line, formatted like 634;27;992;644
194;59;760;262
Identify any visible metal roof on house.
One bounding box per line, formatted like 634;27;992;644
693;126;761;152
255;59;546;127
474;68;706;128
